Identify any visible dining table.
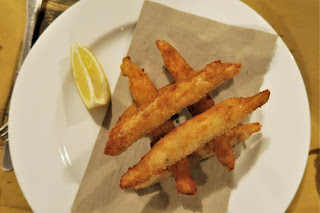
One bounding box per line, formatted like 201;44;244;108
0;0;318;212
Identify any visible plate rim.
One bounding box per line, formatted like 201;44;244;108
8;0;311;212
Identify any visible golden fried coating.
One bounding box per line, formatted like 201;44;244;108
121;57;197;195
105;61;241;156
150;120;175;146
121;57;158;106
211;133;235;170
120;90;270;189
167;158;197;195
117;104;138;123
156;40;216;116
134;123;262;189
156;40;195;82
157;40;236;170
190;123;262;163
187;94;215;116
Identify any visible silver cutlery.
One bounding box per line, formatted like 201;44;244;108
1;0;43;171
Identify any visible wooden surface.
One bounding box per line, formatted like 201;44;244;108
0;0;318;212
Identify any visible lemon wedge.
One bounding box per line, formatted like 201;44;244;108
71;43;110;109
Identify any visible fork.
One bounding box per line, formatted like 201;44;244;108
1;0;43;171
0;122;11;171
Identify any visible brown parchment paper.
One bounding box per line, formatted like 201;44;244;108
72;1;277;212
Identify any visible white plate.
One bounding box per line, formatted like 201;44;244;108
9;0;310;212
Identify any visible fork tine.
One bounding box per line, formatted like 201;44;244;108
1;130;8;137
0;122;8;132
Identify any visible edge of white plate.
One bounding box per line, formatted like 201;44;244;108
8;0;311;212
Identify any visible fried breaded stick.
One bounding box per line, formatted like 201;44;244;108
156;41;195;82
121;57;158;106
156;40;216;115
121;57;197;195
105;60;241;156
134;123;262;189
167;158;197;195
149;120;175;146
117;104;138;123
121;57;175;145
120;90;270;188
188;123;262;164
156;40;235;171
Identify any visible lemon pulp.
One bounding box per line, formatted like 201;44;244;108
71;43;110;109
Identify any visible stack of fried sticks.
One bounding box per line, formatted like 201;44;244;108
104;40;269;195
